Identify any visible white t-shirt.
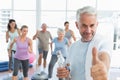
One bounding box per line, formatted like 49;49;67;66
67;35;112;80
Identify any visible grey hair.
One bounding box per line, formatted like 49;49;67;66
41;23;47;27
76;6;97;21
57;28;65;35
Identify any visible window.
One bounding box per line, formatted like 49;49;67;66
14;0;36;10
0;0;11;9
14;11;36;38
97;0;120;10
41;0;66;10
41;12;66;27
67;0;96;10
41;12;66;37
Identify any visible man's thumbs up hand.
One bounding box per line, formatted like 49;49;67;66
92;47;99;65
91;47;108;80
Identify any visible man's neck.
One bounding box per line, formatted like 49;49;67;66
41;30;46;32
81;38;91;42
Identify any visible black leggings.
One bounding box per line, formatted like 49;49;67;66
9;50;16;70
13;58;29;77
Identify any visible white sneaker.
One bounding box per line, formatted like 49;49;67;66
36;71;41;75
18;72;23;79
36;66;41;74
8;73;12;77
43;67;47;72
49;78;52;80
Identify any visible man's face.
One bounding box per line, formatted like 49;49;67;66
42;24;47;31
76;14;98;42
65;23;69;29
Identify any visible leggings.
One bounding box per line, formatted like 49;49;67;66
13;58;29;77
9;50;22;70
9;50;16;70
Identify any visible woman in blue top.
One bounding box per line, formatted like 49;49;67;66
48;28;69;79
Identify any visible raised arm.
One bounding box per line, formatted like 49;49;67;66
17;28;21;36
33;30;39;40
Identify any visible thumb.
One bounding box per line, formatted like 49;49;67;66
92;47;99;65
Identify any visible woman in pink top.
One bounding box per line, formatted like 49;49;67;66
9;25;33;80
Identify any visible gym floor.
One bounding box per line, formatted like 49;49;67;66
0;66;120;80
0;66;35;80
0;50;120;80
0;61;59;80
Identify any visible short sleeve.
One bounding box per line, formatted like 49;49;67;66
52;37;56;43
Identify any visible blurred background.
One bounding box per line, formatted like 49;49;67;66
0;0;120;80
